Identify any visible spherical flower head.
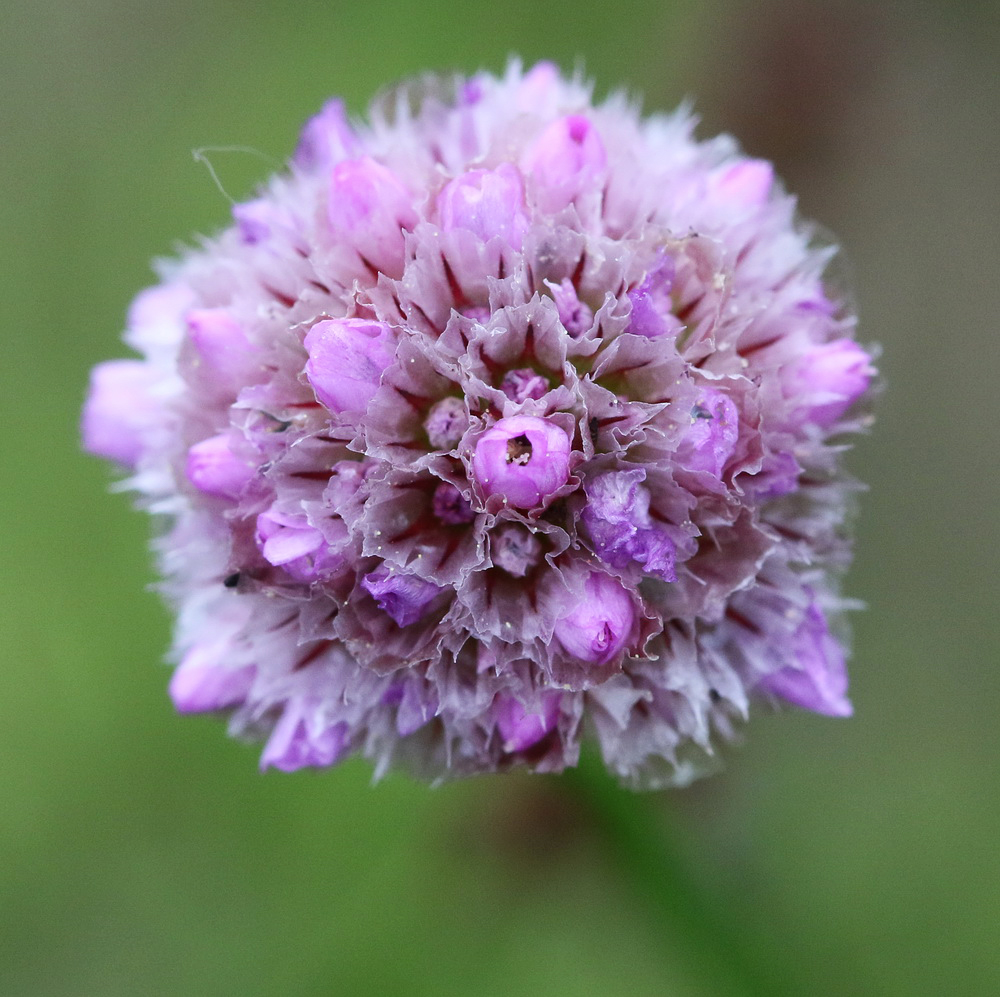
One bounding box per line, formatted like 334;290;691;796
472;415;572;509
83;61;877;787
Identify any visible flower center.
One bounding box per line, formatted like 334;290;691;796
506;434;532;465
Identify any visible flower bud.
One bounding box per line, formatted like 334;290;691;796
424;396;468;450
515;61;560;112
304;318;396;414
432;482;475;525
759;603;852;717
185;308;260;390
437;164;529;248
786;339;874;428
627;258;683;339
472;415;572;509
81;359;159;468
294;98;358;169
712;159;774;207
500;368;548;403
125;283;192;355
232;198;283;245
491;524;543;577
256;508;339;583
583;470;676;581
185;433;255;499
676;389;740;478
550;279;593;338
169;643;255;714
362;564;444;627
496;691;561;752
552;569;635;665
523;114;607;213
328;156;417;275
260;697;348;772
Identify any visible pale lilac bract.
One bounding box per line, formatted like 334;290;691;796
82;63;876;787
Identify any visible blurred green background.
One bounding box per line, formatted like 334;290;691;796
3;0;998;993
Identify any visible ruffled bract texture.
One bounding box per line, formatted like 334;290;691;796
83;63;875;787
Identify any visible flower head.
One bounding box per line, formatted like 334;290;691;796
83;62;876;786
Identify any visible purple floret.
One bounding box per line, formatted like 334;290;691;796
582;470;676;582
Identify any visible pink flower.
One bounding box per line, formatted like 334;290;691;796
84;63;876;787
260;698;348;772
759;602;852;717
675;389;741;478
472;415;572;509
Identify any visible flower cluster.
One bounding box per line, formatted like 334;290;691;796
83;63;875;786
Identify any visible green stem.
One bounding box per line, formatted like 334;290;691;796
560;756;790;997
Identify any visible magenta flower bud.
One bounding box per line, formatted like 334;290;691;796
472;415;572;509
328;156;417;275
627;258;683;339
500;368;548;403
553;570;635;665
81;359;159;468
491;524;543;577
437;164;529;248
515;61;560;111
294;98;358;169
304;318;396;414
362;564;444;627
185;308;260;389
257;510;324;563
169;644;255;714
185;433;254;499
676;389;740;478
432;482;475;525
261;698;348;772
256;509;339;583
496;691;561;752
583;470;676;581
232;198;283;245
786;339;875;428
523;114;607;213
424;396;468;450
550;279;593;338
712;159;774;207
759;603;852;717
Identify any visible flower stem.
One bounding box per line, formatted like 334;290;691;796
560;756;790;997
